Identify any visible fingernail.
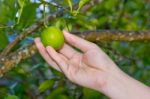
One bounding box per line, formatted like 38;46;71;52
46;46;51;50
63;29;67;32
63;30;70;34
34;37;40;41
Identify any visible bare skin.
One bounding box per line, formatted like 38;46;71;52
35;30;150;99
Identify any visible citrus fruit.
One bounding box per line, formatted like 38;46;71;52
40;26;65;50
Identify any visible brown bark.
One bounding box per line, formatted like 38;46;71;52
73;30;150;42
0;44;37;77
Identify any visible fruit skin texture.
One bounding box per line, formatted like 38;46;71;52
40;26;65;50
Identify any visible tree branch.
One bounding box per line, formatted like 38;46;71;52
73;30;150;42
0;43;37;77
0;30;150;77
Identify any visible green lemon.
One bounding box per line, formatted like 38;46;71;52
40;26;65;50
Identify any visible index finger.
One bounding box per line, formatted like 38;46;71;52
63;30;97;52
34;38;61;71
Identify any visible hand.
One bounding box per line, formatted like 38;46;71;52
34;30;119;91
34;31;150;99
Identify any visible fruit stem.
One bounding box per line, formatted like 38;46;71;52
43;0;48;28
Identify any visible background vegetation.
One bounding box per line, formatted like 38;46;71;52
0;0;150;99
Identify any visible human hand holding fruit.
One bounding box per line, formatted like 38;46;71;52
35;29;150;99
35;29;121;92
40;26;65;50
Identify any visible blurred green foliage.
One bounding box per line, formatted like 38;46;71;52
0;0;150;98
5;95;19;99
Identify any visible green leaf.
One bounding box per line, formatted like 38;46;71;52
74;0;90;16
55;18;72;31
0;87;8;98
17;0;26;24
104;0;118;10
18;0;24;7
83;88;101;99
18;2;39;27
55;95;69;99
55;18;65;29
4;95;19;99
66;0;73;12
38;79;55;92
46;87;66;99
0;0;17;23
78;0;90;9
0;32;9;49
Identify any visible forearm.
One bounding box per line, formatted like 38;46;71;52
101;69;150;99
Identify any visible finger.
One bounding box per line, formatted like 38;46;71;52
34;38;61;71
46;46;68;75
59;43;82;59
59;53;68;62
63;30;98;52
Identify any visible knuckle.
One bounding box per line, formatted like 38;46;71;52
38;45;42;49
91;43;98;49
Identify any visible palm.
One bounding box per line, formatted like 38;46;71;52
35;31;115;90
61;48;108;89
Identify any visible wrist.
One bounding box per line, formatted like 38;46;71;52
102;70;130;99
100;68;150;99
